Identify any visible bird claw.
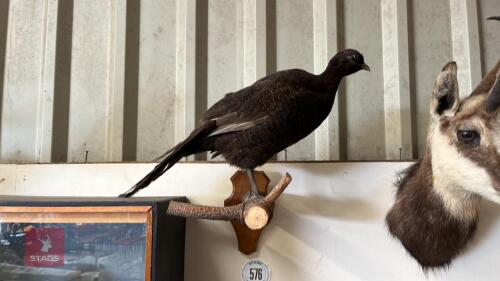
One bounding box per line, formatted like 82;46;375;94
243;191;264;201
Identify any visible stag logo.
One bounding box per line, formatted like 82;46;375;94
38;234;52;253
24;227;64;267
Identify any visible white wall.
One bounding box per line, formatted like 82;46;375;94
0;0;499;163
1;162;500;281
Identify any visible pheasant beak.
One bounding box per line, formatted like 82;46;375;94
361;63;370;72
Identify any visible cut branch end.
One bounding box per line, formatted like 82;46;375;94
166;172;292;230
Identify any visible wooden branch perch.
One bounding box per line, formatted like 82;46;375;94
166;173;292;230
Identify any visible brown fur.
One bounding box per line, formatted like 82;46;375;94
387;60;500;269
471;61;500;96
386;155;478;269
446;65;500;189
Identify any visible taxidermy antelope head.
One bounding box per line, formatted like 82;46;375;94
386;60;500;269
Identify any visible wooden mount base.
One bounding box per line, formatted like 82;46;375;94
166;171;292;255
225;170;270;254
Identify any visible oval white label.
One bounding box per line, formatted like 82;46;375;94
242;259;271;281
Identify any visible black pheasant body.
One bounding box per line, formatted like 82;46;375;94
199;69;337;168
120;49;369;197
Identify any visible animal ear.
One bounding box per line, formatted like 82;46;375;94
471;60;500;96
431;62;459;118
485;71;500;113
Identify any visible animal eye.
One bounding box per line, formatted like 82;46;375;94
457;130;480;147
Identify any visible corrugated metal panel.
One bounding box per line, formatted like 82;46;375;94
0;0;498;163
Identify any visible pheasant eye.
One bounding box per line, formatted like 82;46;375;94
457;130;480;147
349;54;363;64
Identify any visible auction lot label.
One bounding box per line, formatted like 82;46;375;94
24;227;64;267
242;259;271;281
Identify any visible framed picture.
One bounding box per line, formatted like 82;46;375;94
0;197;186;281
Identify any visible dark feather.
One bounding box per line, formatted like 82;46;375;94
120;49;369;197
210;151;222;159
208;115;268;137
119;120;216;198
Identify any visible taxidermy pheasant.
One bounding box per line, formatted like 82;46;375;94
119;49;369;198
